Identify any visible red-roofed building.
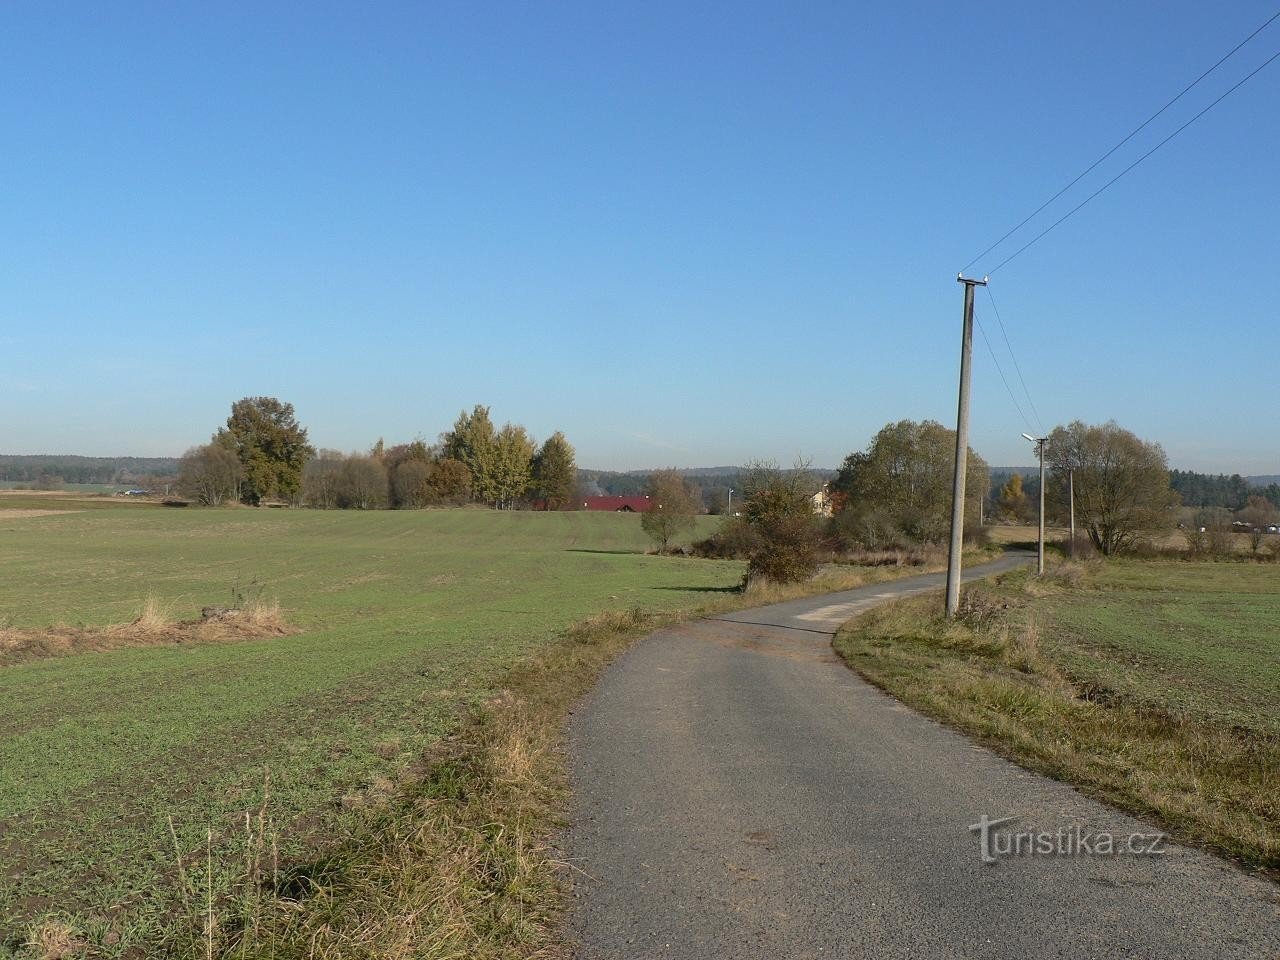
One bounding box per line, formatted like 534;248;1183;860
580;495;652;512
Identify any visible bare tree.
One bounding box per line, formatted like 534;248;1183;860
1237;495;1278;554
178;444;243;506
336;456;389;510
641;469;700;552
302;450;345;509
392;460;436;508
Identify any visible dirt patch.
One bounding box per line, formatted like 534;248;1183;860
0;509;81;519
0;604;296;667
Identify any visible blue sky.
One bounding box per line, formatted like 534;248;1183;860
3;2;1278;472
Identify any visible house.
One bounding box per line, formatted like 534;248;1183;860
581;495;652;512
811;484;834;518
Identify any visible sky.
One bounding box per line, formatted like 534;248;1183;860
3;1;1278;473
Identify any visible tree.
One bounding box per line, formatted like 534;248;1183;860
429;457;472;505
302;450;345;509
741;462;822;583
488;424;535;509
335;456;389;509
391;460;436;509
1044;420;1178;556
997;473;1031;522
640;469;700;551
1237;495;1278;553
441;405;497;502
831;419;988;545
214;397;314;505
178;444;243;505
531;431;577;509
384;440;434;508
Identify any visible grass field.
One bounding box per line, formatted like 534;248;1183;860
836;557;1280;873
0;503;739;956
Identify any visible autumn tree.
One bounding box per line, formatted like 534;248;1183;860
215;397;314;505
489;424;535;509
641;469;701;551
441;405;496;502
1044;420;1178;556
997;473;1031;522
178;443;243;506
531;431;577;509
831;419;987;545
429;458;472;505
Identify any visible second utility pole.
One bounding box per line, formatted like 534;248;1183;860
945;274;988;618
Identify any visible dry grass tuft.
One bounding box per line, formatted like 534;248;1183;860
24;918;83;959
0;596;295;667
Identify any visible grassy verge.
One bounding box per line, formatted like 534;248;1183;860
833;559;1280;875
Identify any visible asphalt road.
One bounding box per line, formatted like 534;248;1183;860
562;554;1280;959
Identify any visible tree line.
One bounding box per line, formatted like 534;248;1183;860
178;399;577;510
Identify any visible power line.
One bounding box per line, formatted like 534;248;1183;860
974;315;1034;435
985;285;1044;435
988;43;1280;274
961;7;1280;275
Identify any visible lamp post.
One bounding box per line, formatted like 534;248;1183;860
727;487;734;517
1022;433;1048;575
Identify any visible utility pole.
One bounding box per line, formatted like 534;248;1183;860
1068;469;1076;559
727;487;734;517
1023;433;1047;575
945;274;988;618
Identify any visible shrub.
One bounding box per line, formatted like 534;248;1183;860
742;463;822;585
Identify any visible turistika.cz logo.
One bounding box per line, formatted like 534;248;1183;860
969;815;1167;864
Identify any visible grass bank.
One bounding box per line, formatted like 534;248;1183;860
834;559;1280;875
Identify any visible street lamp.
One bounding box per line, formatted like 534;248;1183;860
1022;433;1047;575
727;487;734;517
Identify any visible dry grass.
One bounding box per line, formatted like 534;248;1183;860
21;919;82;960
0;596;293;667
835;566;1280;875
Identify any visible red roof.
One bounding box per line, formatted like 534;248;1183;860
581;495;652;512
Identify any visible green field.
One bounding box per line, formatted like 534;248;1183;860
837;558;1280;871
1044;562;1280;733
0;505;738;954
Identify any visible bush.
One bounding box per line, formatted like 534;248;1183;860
741;463;822;585
690;518;760;559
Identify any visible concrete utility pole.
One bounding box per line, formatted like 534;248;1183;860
1023;433;1048;575
1068;469;1076;559
945;274;988;618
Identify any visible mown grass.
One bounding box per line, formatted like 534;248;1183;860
0;505;734;957
834;558;1280;875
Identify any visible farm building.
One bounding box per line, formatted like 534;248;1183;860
581;495;652;512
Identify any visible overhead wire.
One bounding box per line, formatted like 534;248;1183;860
984;285;1044;435
974;314;1035;436
961;7;1280;275
986;44;1280;274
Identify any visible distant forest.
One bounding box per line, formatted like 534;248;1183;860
3;455;1278;510
0;455;178;485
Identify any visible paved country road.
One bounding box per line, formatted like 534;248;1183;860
562;554;1280;959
